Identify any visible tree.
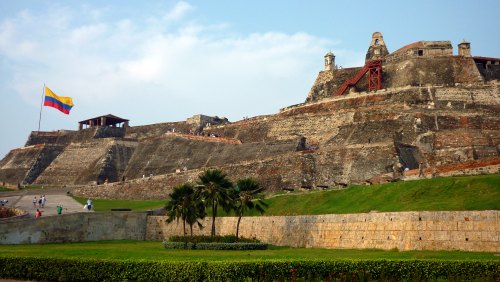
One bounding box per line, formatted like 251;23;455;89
196;169;233;236
165;183;204;246
234;178;268;239
186;196;206;237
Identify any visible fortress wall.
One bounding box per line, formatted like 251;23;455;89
98;141;137;183
74;152;305;200
25;131;74;146
23;145;66;184
313;142;397;185
34;139;117;185
200;85;498;149
146;210;499;252
125;121;192;140
74;142;397;200
0;212;147;244
307;57;484;102
0;145;45;185
123;134;299;180
383;57;483;89
306;67;365;102
1;210;497;252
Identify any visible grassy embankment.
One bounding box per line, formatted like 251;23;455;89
0;186;12;192
71;196;166;211
72;174;499;214
0;240;498;261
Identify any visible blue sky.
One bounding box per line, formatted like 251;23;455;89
1;0;499;158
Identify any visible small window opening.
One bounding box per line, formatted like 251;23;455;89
375;39;379;45
418;50;424;56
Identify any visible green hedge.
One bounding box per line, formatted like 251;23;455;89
0;257;498;281
168;234;260;243
163;241;268;250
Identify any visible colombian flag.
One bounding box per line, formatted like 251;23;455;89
43;86;74;114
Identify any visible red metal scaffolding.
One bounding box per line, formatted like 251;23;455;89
335;59;382;96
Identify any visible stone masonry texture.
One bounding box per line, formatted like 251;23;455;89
148;210;500;252
1;210;498;252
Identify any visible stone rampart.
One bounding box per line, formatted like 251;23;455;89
0;145;45;185
0;212;147;244
307;57;484;102
1;210;497;252
74;152;305;200
122;134;299;180
25;131;74;147
147;210;499;252
125;121;192;140
34;139;136;185
0;144;64;185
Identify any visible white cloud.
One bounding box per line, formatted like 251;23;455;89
0;2;342;124
69;24;108;45
163;1;194;21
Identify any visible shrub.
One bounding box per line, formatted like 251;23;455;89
162;241;268;250
0;257;498;281
168;234;259;243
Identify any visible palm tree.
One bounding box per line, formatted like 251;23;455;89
234;178;268;239
165;183;203;246
196;169;233;237
186;197;206;237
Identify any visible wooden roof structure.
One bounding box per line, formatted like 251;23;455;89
78;114;129;129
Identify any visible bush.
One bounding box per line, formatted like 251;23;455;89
168;234;259;243
162;241;268;250
0;257;498;281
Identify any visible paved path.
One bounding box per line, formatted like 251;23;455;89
0;187;91;218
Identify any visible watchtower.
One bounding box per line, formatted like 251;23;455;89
366;32;389;62
324;51;335;71
458;40;471;57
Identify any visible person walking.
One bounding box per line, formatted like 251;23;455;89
41;195;46;208
56;205;63;215
86;199;93;211
35;209;42;218
33;196;37;208
418;162;425;178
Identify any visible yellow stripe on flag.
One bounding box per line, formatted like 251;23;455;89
44;86;74;107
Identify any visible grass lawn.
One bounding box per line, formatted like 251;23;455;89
241;174;500;216
0;186;12;192
70;174;499;214
1;240;498;262
71;196;167;212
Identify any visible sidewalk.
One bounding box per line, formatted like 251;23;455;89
0;188;91;218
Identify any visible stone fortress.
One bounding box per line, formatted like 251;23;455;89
0;32;499;200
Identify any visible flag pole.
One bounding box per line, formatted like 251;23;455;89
37;84;45;134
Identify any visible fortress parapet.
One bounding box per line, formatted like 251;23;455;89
307;32;498;103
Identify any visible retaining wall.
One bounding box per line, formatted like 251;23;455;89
0;212;147;244
1;210;498;252
147;210;499;252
